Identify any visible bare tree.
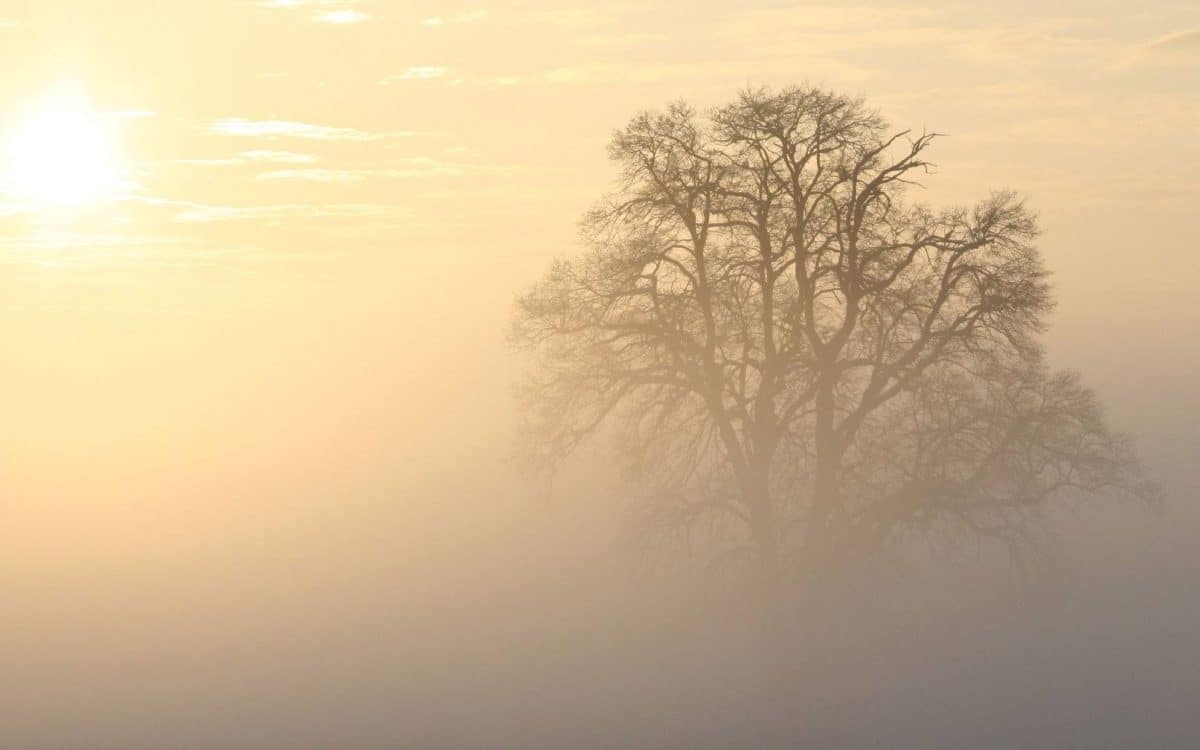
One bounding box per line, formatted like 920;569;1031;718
511;86;1155;600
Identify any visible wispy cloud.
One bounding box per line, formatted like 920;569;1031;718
256;169;385;183
257;0;369;24
719;8;1117;71
104;110;158;121
481;56;871;88
1131;28;1200;66
379;67;450;85
257;161;464;182
314;9;369;24
172;201;396;223
255;157;548;183
530;7;632;30
257;0;360;7
210;119;381;141
182;150;319;166
724;5;934;35
1111;28;1200;69
576;32;666;47
421;10;487;26
1146;29;1200;53
239;150;319;164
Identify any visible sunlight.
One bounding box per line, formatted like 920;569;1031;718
2;85;129;208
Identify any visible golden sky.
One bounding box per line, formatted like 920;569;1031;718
1;1;1197;268
1;3;1198;745
3;0;1194;451
1;0;1196;580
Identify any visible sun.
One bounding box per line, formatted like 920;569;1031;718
3;86;130;208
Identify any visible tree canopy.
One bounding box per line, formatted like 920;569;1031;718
512;86;1155;591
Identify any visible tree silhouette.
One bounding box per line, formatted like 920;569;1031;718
512;87;1155;598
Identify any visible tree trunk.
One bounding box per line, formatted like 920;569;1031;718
806;376;841;573
744;459;782;626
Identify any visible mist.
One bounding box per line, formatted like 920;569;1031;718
2;2;1199;748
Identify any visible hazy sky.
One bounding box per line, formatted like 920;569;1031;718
1;2;1197;748
2;0;1194;517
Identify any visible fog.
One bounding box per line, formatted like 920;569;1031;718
3;225;1196;748
2;1;1199;748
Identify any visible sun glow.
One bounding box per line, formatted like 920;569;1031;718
3;86;130;208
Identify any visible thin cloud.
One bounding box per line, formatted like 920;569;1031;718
173;201;395;223
256;169;382;183
720;8;1109;63
256;162;464;182
530;7;632;30
178;158;244;166
482;76;525;87
1145;29;1200;54
577;32;666;47
379;67;450;85
210;119;381;141
182;150;320;166
257;0;361;7
257;1;370;24
482;56;871;88
104;110;157;120
254;158;548;183
1113;28;1200;69
239;150;319;164
725;5;934;35
314;9;369;24
421;10;487;26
